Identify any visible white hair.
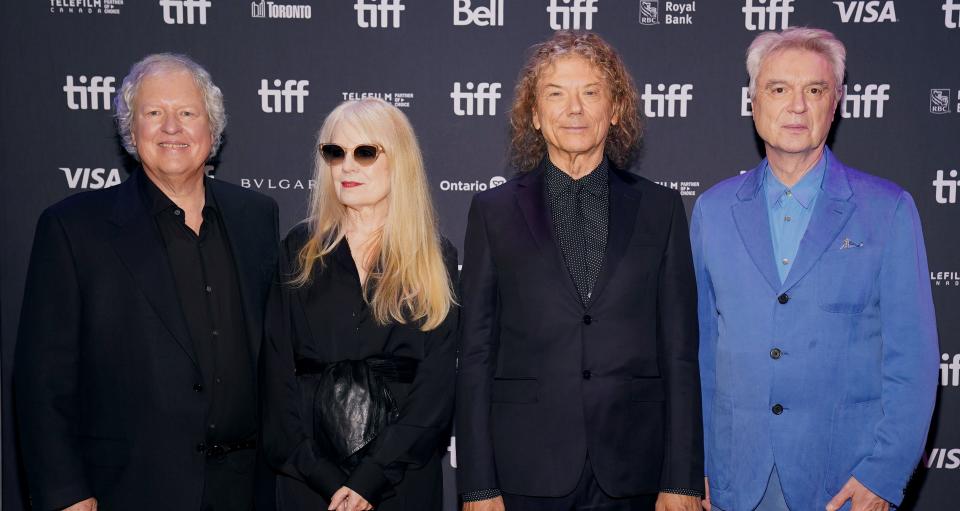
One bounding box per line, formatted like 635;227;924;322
113;53;226;159
746;27;846;99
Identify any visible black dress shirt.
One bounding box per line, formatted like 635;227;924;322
140;175;257;445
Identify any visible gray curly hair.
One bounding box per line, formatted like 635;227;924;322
113;53;226;159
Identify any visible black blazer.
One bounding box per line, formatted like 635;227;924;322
455;162;704;498
14;170;279;511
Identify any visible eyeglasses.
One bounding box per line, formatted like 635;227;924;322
318;143;385;166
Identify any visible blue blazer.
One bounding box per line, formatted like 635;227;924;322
691;149;938;510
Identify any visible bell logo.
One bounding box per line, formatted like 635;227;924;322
833;1;897;23
451;82;502;116
64;75;116;111
840;84;890;118
258;79;309;114
159;0;211;25
355;0;405;28
454;0;504;26
933;169;958;204
60;167;122;189
742;0;793;31
945;0;960;28
642;83;693;118
547;0;598;30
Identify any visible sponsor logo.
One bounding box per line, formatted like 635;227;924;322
933;169;958;204
60;167;122;189
160;0;210;24
451;82;502;116
448;436;457;468
741;87;753;116
743;0;793;31
439;176;506;192
642;83;693;118
240;178;315;190
547;0;598;30
931;271;960;287
251;0;311;19
259;79;309;113
640;0;696;25
841;83;890;118
925;448;960;469
946;0;960;28
942;353;960;386
833;1;897;23
64;75;115;111
655;180;700;197
355;0;405;28
930;89;952;114
49;0;124;15
454;0;503;26
341;91;414;108
639;1;658;25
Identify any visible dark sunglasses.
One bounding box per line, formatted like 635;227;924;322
318;143;385;166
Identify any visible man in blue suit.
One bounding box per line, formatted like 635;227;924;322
692;28;938;511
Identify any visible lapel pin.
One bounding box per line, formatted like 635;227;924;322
840;238;864;250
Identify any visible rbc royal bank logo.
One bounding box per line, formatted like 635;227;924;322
930;89;959;114
251;1;312;19
547;0;598;30
833;1;897;23
454;0;503;26
160;0;211;24
355;0;404;28
60;167;122;189
642;84;693;118
743;0;793;30
259;79;309;113
639;1;658;25
451;82;502;116
945;0;960;28
933;169;958;204
840;84;889;118
64;75;116;110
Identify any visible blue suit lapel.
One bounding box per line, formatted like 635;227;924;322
732;162;781;293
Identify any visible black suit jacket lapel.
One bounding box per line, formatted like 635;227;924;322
109;171;199;369
588;167;642;307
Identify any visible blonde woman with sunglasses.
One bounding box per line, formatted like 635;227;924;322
262;98;458;511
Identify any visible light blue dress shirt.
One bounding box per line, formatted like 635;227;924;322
763;153;827;283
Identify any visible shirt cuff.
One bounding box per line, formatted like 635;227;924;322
461;488;502;502
662;487;705;498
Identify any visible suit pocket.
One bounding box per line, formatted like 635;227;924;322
491;378;538;404
824;399;882;494
630;377;666;402
816;248;878;314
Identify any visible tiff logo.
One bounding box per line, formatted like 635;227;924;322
743;0;793;31
60;167;122;189
451;82;501;116
841;83;890;118
925;448;960;469
642;84;693;118
942;353;960;386
946;0;960;28
833;1;897;23
64;75;115;110
355;0;405;28
933;169;958;204
259;79;309;113
547;0;598;30
454;0;503;26
160;0;211;25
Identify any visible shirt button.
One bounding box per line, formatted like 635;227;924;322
772;403;784;415
582;370;592;380
208;423;216;430
582;315;592;325
784;216;792;222
785;190;793;197
211;330;219;336
770;348;782;359
205;285;213;293
781;258;790;265
193;384;203;392
215;377;222;384
778;293;790;304
174;209;182;216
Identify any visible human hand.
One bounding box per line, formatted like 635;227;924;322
63;497;97;511
463;496;505;511
329;486;373;511
825;477;890;511
703;477;711;510
656;492;702;511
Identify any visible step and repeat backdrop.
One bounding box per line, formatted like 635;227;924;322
1;1;958;509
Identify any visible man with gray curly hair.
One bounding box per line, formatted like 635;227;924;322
15;53;279;511
693;27;938;511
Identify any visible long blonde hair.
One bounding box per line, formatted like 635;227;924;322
293;98;454;331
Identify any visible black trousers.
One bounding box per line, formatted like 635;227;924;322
501;457;657;511
201;449;256;511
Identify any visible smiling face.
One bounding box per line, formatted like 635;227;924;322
752;48;839;163
328;123;392;215
131;69;213;183
532;56;618;169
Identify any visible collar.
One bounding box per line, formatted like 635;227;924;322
544;157;610;199
138;169;218;216
763;152;827;210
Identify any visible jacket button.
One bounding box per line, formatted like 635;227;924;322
582;370;592;380
193;384;203;392
772;403;784;415
582;315;592;325
777;293;789;304
770;348;782;359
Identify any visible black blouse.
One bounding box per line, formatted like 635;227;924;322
261;224;459;504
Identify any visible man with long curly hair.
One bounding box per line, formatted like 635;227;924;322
456;31;704;511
